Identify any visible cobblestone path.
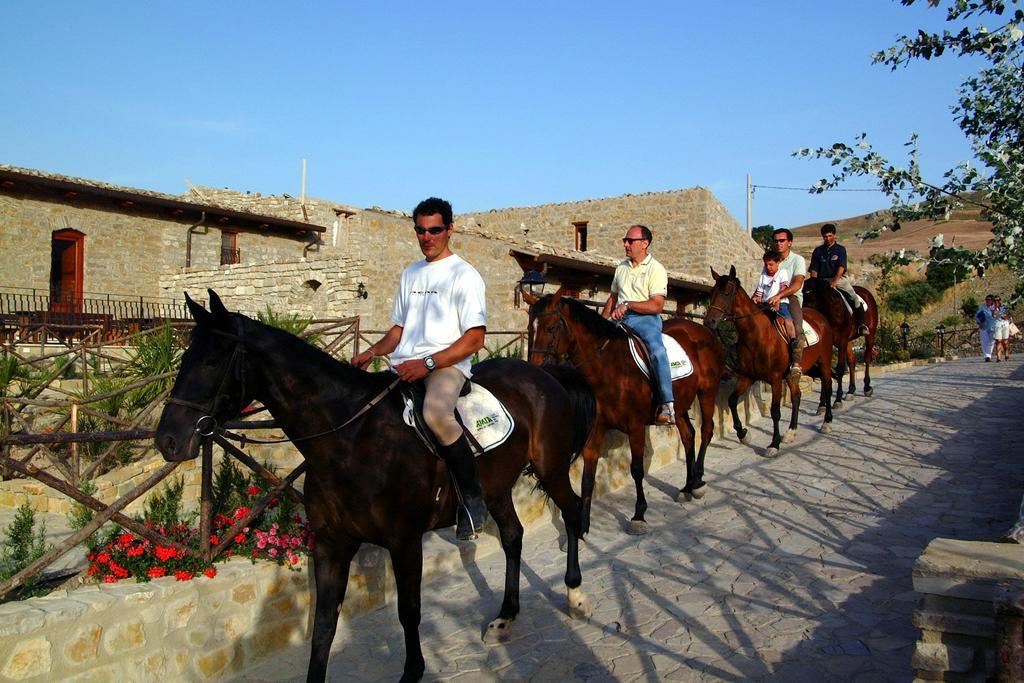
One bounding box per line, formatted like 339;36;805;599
235;359;1024;682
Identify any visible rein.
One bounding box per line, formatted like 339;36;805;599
166;317;402;446
530;305;614;369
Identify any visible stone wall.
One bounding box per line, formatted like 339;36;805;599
0;193;315;301
457;188;763;289
911;537;1024;680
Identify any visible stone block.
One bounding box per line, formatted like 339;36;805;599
232;583;258;605
912;641;975;673
36;596;90;624
63;624;103;666
102;621;146;654
0;606;46;637
2;637;52;680
196;643;234;680
166;595;199;630
912;609;995;639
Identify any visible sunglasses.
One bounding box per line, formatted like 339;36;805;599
414;226;448;236
773;238;789;243
622;237;646;244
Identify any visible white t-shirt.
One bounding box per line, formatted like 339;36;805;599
390;254;487;377
779;252;807;304
755;267;791;301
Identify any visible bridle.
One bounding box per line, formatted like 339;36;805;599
706;279;767;325
165;316;400;446
529;301;615;369
165;319;249;438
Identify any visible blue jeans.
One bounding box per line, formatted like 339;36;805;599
622;312;674;404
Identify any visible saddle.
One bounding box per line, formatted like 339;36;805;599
768;317;819;347
399;378;515;458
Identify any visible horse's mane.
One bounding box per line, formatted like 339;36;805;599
560;297;627;340
236;313;396;390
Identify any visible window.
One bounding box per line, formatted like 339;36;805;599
220;231;239;265
573;221;588;252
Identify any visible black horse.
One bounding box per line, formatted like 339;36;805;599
155;292;596;682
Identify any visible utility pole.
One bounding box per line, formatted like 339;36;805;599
746;174;753;234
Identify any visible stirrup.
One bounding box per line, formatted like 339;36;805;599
786;364;803;380
655;404;675;425
456;496;488;541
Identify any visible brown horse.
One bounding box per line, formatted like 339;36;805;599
526;292;726;536
155;292;596;682
803;278;879;408
704;267;834;457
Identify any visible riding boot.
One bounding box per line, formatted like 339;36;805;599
439;435;489;541
787;340;803;379
853;305;869;337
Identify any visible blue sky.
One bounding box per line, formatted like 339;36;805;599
1;1;979;230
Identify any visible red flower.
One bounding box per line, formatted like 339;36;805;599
117;533;134;549
103;575;119;583
127;545;144;557
234;507;250;520
174;570;194;581
97;552;110;564
148;567;167;578
209;534;219;545
235;533;246;544
154;546;176;562
247;486;260;496
204;567;217;579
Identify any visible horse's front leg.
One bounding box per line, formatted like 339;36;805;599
578;424;606;537
862;337;874;396
307;538;361;683
691;388;719;496
625;425;650;535
832;343;846;408
764;378;784;458
846;343;858;396
674;409;696;502
483;492;522;644
728;375;754;446
390;541;426;682
783;373;801;445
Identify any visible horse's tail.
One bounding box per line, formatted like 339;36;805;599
540;364;596;463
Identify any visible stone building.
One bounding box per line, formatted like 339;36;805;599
1;164;761;335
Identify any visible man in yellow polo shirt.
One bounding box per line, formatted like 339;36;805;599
601;224;675;425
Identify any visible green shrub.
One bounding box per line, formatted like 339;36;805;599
142;476;192;530
941;315;962;327
0;501;50;597
888;280;942;315
67;479;102;552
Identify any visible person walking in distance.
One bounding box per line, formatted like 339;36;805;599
766;228;808;378
352;197;489;540
602;224;676;425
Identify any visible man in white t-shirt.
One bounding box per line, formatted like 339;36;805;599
767;228;808;378
352;197;489;541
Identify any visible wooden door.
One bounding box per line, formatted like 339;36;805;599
50;229;85;313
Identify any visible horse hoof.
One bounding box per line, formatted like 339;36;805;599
483;617;515;644
738;431;751;445
832;402;842;411
689;485;706;500
816;406;825;416
762;447;780;459
864;388;873;397
820;423;833;434
782;429;797;444
568;587;591;620
675;489;691;503
626;519;649;535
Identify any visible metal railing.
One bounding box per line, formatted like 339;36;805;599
0;287;193;345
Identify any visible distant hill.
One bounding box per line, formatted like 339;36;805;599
789;199;994;263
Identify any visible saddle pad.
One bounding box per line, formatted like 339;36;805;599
401;382;515;453
628;334;694;381
836;289;867;315
802;321;820;347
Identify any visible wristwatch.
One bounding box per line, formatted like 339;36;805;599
423;356;437;372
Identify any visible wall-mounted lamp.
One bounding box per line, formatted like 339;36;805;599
515;270;546;308
356;282;368;300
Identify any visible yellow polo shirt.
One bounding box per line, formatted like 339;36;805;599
611;254;668;303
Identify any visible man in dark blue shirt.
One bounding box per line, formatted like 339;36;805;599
809;223;869;337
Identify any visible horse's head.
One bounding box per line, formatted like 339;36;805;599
704;266;741;331
527;293;571;365
155;290;251;462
